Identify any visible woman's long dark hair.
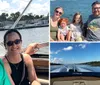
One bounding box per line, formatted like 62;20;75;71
72;12;83;28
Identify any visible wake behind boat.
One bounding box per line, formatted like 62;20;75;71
51;64;100;73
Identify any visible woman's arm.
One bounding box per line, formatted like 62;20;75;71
50;37;54;41
24;42;48;55
24;54;49;85
23;54;40;85
57;29;61;41
24;43;39;55
3;59;15;85
7;74;15;85
67;30;72;41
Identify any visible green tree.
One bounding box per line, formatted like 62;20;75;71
0;13;8;21
40;15;44;19
35;15;39;19
9;12;20;21
28;13;33;19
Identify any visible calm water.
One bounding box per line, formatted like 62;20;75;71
50;0;100;23
0;27;49;56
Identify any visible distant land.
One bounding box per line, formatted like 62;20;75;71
0;24;49;31
51;61;100;66
0;12;49;31
51;63;63;65
79;61;100;66
0;19;49;31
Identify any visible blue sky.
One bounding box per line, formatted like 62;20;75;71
50;43;100;64
0;0;49;16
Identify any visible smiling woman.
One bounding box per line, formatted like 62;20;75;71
2;29;40;85
50;7;64;41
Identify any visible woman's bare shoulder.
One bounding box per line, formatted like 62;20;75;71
22;53;33;65
2;57;11;74
22;53;31;59
2;57;8;64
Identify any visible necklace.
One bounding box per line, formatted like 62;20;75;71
13;63;20;70
5;55;22;70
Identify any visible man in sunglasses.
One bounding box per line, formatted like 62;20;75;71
84;1;100;41
2;29;41;85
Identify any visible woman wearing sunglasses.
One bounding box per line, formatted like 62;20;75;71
50;7;64;41
2;29;40;85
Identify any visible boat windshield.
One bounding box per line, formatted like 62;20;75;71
50;43;100;76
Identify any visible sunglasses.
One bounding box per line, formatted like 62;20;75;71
55;10;62;15
6;39;22;46
93;7;100;10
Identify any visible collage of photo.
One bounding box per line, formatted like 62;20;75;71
0;0;100;85
50;0;100;85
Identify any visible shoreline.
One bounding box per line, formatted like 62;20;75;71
0;25;49;31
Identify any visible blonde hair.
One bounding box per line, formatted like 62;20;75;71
54;7;64;14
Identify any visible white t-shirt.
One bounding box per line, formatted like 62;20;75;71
70;23;82;33
58;26;70;36
70;24;82;40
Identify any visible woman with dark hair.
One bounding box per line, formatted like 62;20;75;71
50;7;64;41
2;29;40;85
70;12;84;41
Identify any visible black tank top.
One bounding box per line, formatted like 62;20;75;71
6;54;30;85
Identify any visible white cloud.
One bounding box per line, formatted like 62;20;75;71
55;50;61;54
0;0;49;16
63;46;73;51
50;50;61;54
0;0;10;14
38;0;42;1
50;51;54;54
79;44;86;49
11;0;18;4
51;57;63;64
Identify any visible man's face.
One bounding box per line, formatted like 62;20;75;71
92;4;100;16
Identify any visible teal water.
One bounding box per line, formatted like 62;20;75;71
50;0;100;23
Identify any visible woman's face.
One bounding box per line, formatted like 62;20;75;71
5;32;22;55
54;8;63;19
74;15;81;24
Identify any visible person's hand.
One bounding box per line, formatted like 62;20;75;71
50;37;55;41
24;43;39;55
31;80;41;85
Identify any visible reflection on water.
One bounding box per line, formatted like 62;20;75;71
0;27;49;56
